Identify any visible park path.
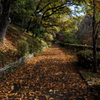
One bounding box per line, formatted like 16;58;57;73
0;44;93;100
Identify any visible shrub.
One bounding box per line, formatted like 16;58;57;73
44;33;54;41
64;38;79;44
27;38;43;54
17;40;29;58
77;50;100;69
41;40;47;47
47;42;52;46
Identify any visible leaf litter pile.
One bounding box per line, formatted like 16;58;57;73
0;44;93;100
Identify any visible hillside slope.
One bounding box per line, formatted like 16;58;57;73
0;25;33;68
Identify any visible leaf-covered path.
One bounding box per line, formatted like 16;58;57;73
0;44;93;100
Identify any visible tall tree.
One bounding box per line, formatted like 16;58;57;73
92;0;100;72
81;0;100;72
0;0;12;42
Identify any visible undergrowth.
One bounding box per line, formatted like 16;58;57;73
0;25;53;68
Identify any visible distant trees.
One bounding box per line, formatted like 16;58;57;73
76;15;93;45
59;15;80;44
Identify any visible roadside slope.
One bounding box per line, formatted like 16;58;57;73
0;25;33;68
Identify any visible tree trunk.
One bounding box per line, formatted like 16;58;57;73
26;18;32;33
92;0;97;73
0;0;11;42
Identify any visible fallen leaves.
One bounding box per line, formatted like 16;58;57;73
0;44;93;99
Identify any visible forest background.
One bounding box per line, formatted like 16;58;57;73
0;0;100;73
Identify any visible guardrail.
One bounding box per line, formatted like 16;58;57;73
0;45;49;77
61;43;100;51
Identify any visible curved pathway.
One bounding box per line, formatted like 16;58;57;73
0;44;93;100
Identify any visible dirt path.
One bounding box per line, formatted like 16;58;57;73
0;44;93;100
